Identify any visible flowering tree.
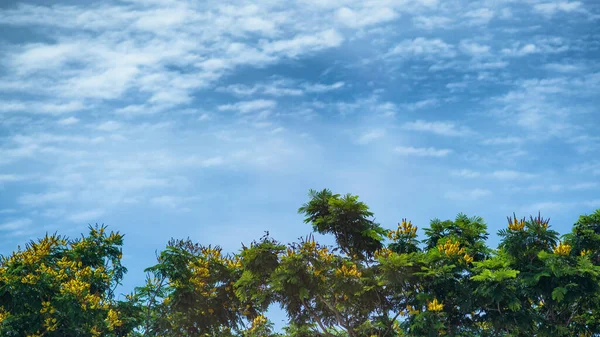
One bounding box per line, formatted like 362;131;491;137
2;192;600;337
0;225;140;337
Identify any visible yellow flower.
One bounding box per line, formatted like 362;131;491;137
335;263;362;278
0;307;9;324
406;304;420;315
438;240;465;256
21;273;40;285
507;214;525;231
106;309;123;330
90;325;102;337
388;219;418;241
463;253;474;264
40;301;56;314
554;242;572;256
580;249;591;257
427;298;444;312
374;248;392;259
43;317;58;332
250;314;268;332
60;279;90;297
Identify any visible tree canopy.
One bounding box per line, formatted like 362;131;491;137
1;189;600;336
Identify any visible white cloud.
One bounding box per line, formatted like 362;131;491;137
464;8;495;25
387;38;456;59
196;156;225;167
452;169;481;178
97;121;122;131
0;174;28;183
413;16;453;30
451;169;536;180
402;120;473;137
459;41;491;56
583;200;600;208
482;137;524;145
543;63;581;73
218;80;344;97
394;146;452;157
571;162;600;176
18;191;71;207
533;2;583;16
490;170;537;180
304;81;345;93
150;195;201;211
262;29;344;58
502;38;568;57
403;99;439;111
58;117;80;125
489;73;596;139
218;99;277;114
357;129;386;144
0;218;32;231
521;201;574;213
67;209;105;223
335;7;398;28
444;188;491;201
510;182;599;193
0;100;86;115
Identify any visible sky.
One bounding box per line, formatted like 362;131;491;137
0;0;599;324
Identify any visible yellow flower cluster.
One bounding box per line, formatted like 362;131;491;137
388;219;418;240
463;253;474;264
427;298;444;312
335;263;361;278
317;246;333;262
106;309;123;330
580;249;592;257
302;239;318;253
60;278;90;296
226;256;242;269
249;314;268;332
83;293;107;311
40;301;56;314
0;307;9;324
201;247;222;259
21;273;40;285
374;248;393;259
554;242;572;256
475;321;491;330
507;214;525;231
400;304;420;316
90;326;102;337
437;240;465;256
188;259;210;290
43;317;58;332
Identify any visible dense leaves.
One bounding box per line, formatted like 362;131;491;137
0;225;140;337
2;192;600;336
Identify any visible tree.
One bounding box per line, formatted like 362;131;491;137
298;189;387;260
3;190;600;337
0;225;140;337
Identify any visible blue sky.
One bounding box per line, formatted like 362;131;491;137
1;0;599;317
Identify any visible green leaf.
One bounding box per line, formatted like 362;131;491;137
552;287;567;302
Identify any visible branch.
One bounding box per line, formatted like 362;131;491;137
317;294;351;335
301;298;338;337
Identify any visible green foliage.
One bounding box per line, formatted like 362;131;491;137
2;191;600;337
298;189;387;260
0;225;140;337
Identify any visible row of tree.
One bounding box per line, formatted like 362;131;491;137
1;189;600;336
